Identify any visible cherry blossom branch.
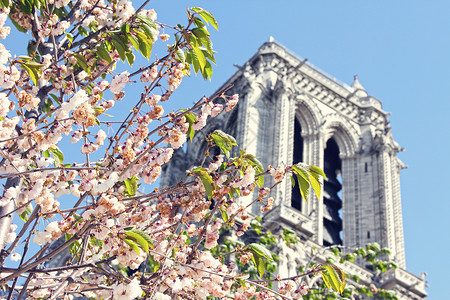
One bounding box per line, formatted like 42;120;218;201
0;206;40;265
0;220;93;285
146;248;292;300
0;199;33;220
0;255;117;274
187;197;225;263
249;268;325;283
6;213;40;300
0;166;107;180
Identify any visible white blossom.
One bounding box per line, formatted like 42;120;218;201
10;252;21;262
91;172;119;195
153;292;170;300
61;90;89;113
113;278;142;300
110;71;129;94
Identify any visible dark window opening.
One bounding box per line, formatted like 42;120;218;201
365;162;368;173
323;138;343;246
367;231;371;239
291;118;304;211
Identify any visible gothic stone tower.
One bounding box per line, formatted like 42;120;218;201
160;39;427;299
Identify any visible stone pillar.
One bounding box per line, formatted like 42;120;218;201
303;133;323;244
272;84;293;208
342;155;359;249
391;155;406;268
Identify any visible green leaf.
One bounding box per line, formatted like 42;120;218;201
78;26;88;37
125;231;149;254
67;233;81;255
0;0;10;9
175;47;185;64
125;51;135;66
290;175;296;187
243;154;264;187
96;44;113;63
193;17;205;28
123;176;137;197
19;0;32;15
220;206;229;222
192;43;206;71
20;63;39;86
203;60;213;80
10;17;27;33
139;23;154;39
65;233;73;241
193;168;214;199
129;229;154;249
65;32;73;45
294;164;326;200
49;93;61;105
121;23;130;34
292;165;311;202
42;98;53;113
296;174;310;202
17;55;31;62
292;164;309;181
189;48;200;74
321;264;346;294
211;130;237;158
23;61;45;68
185;50;192;65
243;154;264;173
192;7;219;31
309;165;327;180
111;34;127;62
43;150;50;158
192;27;213;55
19;203;33;222
248;243;273;261
128;34;140;51
184;112;197;141
254;253;266;278
135;30;153;59
136;14;157;30
49;147;64;166
202;47;216;65
148;254;160;273
123;238;140;255
308;170;322;200
74;53;90;73
127;34;139;50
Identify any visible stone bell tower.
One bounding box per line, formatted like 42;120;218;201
160;38;427;299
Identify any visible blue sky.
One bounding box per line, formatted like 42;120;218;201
3;1;448;298
147;1;449;298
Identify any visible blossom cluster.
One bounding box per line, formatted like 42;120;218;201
0;2;319;300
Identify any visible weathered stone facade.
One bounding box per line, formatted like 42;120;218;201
161;39;427;299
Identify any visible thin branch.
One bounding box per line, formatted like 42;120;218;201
0;220;92;285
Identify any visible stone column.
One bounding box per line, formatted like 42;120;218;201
302;133;323;244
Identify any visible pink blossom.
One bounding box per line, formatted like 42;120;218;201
110;71;129;94
225;94;239;112
159;33;170;41
269;164;286;183
211;104;223;117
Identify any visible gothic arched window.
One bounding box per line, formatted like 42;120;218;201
323;138;342;246
291;117;304;211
